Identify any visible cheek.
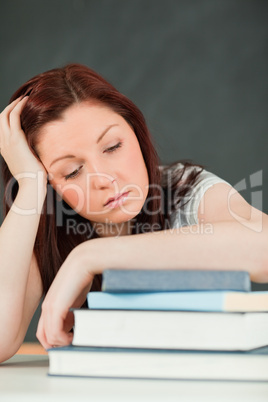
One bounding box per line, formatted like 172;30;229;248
60;185;86;212
127;147;149;185
126;143;140;166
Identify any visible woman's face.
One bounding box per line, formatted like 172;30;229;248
36;102;149;236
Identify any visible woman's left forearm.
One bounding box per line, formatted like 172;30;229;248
37;215;268;349
82;217;268;283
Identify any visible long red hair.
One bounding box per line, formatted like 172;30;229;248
1;64;167;293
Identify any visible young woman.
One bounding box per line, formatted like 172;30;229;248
0;64;267;361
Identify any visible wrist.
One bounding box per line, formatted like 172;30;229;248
74;237;116;276
18;171;47;197
11;173;47;215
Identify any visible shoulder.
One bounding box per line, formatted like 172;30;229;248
162;162;257;227
160;161;229;193
160;162;231;227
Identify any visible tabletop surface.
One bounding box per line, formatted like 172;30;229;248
1;354;268;402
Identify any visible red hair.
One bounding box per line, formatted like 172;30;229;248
2;64;164;293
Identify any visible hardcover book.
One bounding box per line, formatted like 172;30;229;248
101;269;251;292
72;309;268;351
48;345;268;381
87;290;268;312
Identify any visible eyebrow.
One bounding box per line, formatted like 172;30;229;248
96;124;118;144
49;124;119;168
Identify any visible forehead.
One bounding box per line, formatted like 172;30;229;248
36;102;125;153
40;102;118;136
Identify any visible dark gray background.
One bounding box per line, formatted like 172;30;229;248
0;0;267;342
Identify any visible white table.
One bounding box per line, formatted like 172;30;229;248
1;354;268;402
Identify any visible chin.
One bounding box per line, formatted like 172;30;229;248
98;208;142;225
106;212;139;224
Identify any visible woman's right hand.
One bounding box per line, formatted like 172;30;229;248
0;96;47;183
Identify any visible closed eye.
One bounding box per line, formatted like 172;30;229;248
63;142;122;180
64;166;83;181
104;141;122;153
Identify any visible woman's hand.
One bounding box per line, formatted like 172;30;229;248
0;96;46;182
36;241;98;349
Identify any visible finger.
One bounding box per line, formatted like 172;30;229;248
36;315;51;350
0;96;27;133
36;312;73;350
0;97;21;134
0;96;23;120
40;304;73;348
9;96;29;130
3;96;24;114
46;308;73;346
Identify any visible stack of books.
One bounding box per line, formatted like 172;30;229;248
48;269;268;380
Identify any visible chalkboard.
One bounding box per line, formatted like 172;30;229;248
0;0;267;341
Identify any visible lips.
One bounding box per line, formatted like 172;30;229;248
104;192;129;207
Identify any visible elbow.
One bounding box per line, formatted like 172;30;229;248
259;234;268;283
0;341;21;364
250;214;268;283
0;325;25;363
260;214;268;282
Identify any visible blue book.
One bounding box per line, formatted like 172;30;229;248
87;290;268;312
101;269;251;292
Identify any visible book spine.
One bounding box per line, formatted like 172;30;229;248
101;269;251;292
87;291;227;311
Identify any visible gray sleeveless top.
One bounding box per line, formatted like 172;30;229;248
161;163;230;228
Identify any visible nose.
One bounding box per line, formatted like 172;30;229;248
89;165;115;190
91;173;114;190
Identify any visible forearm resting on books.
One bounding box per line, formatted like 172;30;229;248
35;215;268;350
88;218;268;283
